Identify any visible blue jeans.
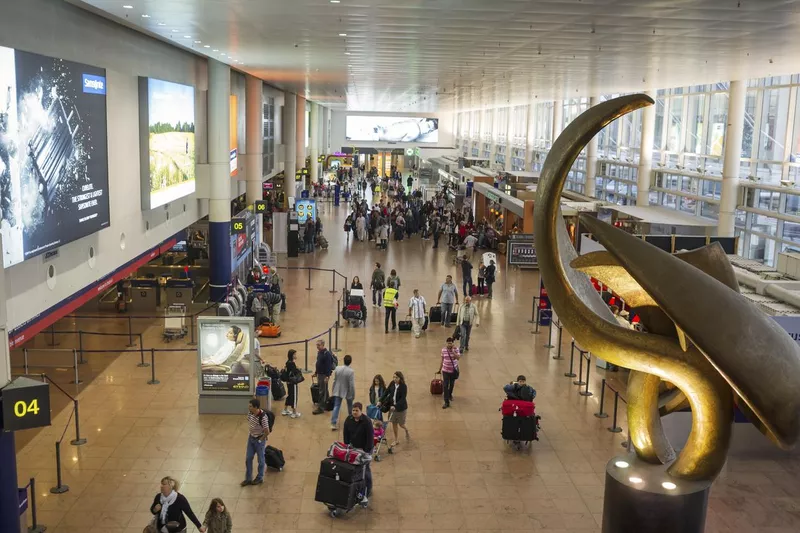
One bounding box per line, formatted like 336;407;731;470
460;323;473;351
331;396;354;426
463;277;473;299
245;436;266;481
441;302;454;327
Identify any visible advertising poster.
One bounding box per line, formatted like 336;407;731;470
230;94;238;176
230;208;256;275
141;78;195;210
296;198;316;224
0;46;110;268
507;233;537;268
198;318;254;394
346;115;439;143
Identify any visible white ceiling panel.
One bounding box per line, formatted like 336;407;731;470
68;0;800;112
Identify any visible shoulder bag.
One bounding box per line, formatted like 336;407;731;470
446;349;460;380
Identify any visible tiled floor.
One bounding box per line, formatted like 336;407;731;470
13;196;800;532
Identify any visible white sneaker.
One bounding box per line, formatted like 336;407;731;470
291;412;301;418
415;334;420;338
331;424;338;431
281;409;290;416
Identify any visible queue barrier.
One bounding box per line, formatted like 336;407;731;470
20;477;46;533
257;321;339;372
595;378;625;433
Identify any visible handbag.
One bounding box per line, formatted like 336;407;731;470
143;519;157;533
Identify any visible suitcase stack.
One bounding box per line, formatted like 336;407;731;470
315;457;366;515
500;400;540;443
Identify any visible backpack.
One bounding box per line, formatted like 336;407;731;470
258;410;276;432
330;351;339;368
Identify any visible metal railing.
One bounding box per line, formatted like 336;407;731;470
257;321;340;373
595;378;626;433
20;477;46;532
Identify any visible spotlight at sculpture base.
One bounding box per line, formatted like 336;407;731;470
602;455;711;533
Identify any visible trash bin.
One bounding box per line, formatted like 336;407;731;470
256;382;271;412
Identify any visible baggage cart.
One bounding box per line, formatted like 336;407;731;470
163;304;187;341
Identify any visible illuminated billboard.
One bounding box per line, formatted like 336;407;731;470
346;115;439;143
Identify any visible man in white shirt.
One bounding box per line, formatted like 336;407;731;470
463;232;478;260
407;288;427;338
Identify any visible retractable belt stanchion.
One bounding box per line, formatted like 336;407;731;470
552;320;564;360
565;340;578;378
595;379;609;418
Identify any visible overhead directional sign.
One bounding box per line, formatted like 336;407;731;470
254;200;267;213
1;377;51;432
231;217;247;235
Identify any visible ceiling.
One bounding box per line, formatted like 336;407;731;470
71;0;800;112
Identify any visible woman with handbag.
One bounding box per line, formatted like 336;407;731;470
367;374;387;420
377;371;410;447
438;337;461;409
280;349;303;419
148;477;204;533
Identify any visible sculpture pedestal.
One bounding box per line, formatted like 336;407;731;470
602;456;710;533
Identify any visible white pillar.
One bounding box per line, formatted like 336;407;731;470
321;105;329;156
586;96;599;197
245;75;263;243
309;101;320;185
505;107;514;172
637;91;656;206
296;95;306;172
208;59;232;300
283;92;297;204
552;100;563;143
719;80;746;237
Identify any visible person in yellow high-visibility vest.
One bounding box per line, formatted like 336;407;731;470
383;282;399;333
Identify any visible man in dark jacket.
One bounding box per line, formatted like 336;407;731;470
312;340;335;415
343;402;374;504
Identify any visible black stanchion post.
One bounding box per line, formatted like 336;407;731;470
303;340;310;372
189;316;197;345
330;270;337;293
328;329;332;351
77;331;86;364
543;313;554;348
609;391;623;433
595;379;609;418
533;305;541;334
552;322;564;360
137;334;149;367
50;442;69;494
334;322;341;352
147;349;160;385
336;299;342;329
306;269;313;291
528;296;537;323
126;315;135;347
71;350;82;385
580;354;593;396
49;324;58;347
29;477;45;532
70;400;87;446
573;349;586;386
23;348;29;375
564;341;577;378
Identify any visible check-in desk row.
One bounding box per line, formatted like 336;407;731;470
129;278;194;311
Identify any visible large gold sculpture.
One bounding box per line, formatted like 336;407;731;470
534;94;800;481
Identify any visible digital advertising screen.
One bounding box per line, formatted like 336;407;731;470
230;94;238;176
295;198;316;224
197;317;254;394
346;115;439;143
139;77;196;210
0;46;110;268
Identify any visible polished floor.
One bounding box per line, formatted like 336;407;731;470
13;196;800;533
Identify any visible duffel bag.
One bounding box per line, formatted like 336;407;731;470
501;399;535;417
327;441;369;465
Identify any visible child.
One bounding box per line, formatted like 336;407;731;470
281;349;302;418
203;497;232;533
373;419;386;448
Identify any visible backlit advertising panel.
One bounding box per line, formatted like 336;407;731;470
346;115;439;143
197;317;254;395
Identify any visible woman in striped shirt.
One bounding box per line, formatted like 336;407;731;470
438;337;461;409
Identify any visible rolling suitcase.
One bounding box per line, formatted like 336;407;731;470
430;374;443;395
266;445;285;471
310;378;322;404
315;475;364;511
271;378;286;401
422;316;429;330
320;457;364;483
502;415;540;442
430;305;442;323
501;400;535;417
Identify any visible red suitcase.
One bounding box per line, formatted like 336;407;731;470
430;374;443;395
471;285;478;295
501;400;535;417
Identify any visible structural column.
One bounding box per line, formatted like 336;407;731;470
296;95;306;178
585;96;599;197
719;80;746;237
552;100;563;143
505;107;514;172
245;75;264;242
208;59;232;302
637;90;656;206
283;92;297;203
309;101;320;185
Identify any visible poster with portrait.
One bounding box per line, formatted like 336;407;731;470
197;317;254;395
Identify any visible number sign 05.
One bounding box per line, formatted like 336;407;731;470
231;217;247;235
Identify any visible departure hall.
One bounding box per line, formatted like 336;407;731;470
1;1;800;532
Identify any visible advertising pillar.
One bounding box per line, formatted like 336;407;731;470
637;90;656;206
296;95;306;189
719;80;746;238
208;60;232;301
283;93;297;205
197;317;256;414
310;101;320;186
585;96;599;198
0;240;19;533
245;75;264;242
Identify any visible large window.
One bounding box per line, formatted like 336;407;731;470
262;95;275;175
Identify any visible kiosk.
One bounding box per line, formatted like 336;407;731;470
197;316;256;414
130;279;158;311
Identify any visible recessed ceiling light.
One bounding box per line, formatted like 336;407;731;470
183;35;191;39
221;53;226;56
172;29;179;32
194;40;202;43
661;482;677;490
123;5;133;9
330;0;340;3
629;477;643;484
157;22;166;26
204;45;210;48
213;49;219;52
345;52;351;55
141;14;150;18
339;33;347;37
347;64;352;67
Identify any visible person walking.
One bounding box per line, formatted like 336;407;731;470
378;371;410;447
281;349;302;418
312;340;335;415
432;216;441;249
330;354;356;430
477;261;486;296
485;259;497;299
461;257;474;298
371;263;385;308
383;281;399;333
436;275;459;328
407;288;427;338
343;403;374;504
463;232;478;261
378;219;389;250
241;399;270;486
386;269;401;297
438;337;461;409
455;295;480;352
202;498;232;533
150;477;205;533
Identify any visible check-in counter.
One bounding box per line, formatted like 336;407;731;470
165;279;194;307
130;279;159;311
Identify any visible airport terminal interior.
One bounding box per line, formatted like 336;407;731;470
4;1;800;532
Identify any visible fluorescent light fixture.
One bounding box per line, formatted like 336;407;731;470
123;5;133;9
194;40;202;43
204;45;210;48
661;482;677;490
213;49;219;52
141;14;150;18
183;35;192;38
221;53;226;56
614;461;630;469
330;0;340;3
345;52;351;55
157;22;166;26
339;33;347;36
629;477;643;484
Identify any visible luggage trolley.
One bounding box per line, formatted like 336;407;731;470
163;303;187;342
343;289;366;327
500;400;541;450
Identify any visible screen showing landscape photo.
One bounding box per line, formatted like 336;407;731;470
147;79;195;209
346;115;439;143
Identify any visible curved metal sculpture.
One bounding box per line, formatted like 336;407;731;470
534;94;800;482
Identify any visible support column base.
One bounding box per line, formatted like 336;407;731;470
602;455;710;533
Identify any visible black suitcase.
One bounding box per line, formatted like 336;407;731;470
315;475;364;510
502;415;539;442
422;316;429;331
325;396;335;411
311;380;321;404
271;378;286;400
430;306;442;323
319;457;364;483
398;320;412;331
266;445;285;471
